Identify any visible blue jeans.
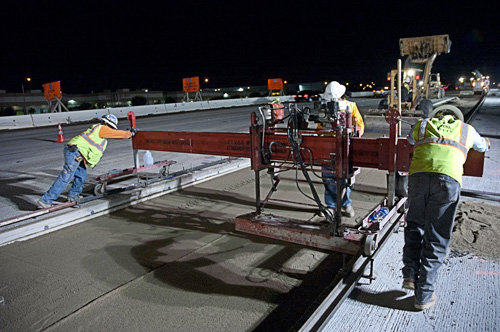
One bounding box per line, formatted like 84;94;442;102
40;145;87;204
322;166;352;208
402;172;460;304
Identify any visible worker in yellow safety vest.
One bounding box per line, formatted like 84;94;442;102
320;81;364;218
37;114;136;209
402;99;490;310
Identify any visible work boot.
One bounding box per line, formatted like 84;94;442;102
415;293;437;310
67;196;81;208
36;199;51;210
341;205;355;218
402;278;416;290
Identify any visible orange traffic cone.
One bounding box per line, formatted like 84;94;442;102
56;123;65;143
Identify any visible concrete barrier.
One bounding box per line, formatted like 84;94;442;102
0;96;294;131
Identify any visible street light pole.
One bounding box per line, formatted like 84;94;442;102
22;77;31;115
22;83;26;115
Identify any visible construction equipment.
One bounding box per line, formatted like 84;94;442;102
126;97;484;257
372;34;452;117
471;70;490;95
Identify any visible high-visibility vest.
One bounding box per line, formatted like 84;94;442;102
68;124;108;168
409;115;474;185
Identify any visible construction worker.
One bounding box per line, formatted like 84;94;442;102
402;99;490;310
36;114;136;209
321;81;365;217
402;77;412;102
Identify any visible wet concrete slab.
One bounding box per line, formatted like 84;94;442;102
1;165;372;331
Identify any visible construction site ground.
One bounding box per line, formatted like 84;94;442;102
0;91;498;331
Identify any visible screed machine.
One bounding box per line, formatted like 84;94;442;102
126;88;484;271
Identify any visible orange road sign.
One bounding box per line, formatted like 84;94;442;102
183;77;200;93
267;78;283;91
43;81;62;100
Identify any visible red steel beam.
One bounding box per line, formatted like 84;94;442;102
131;130;484;177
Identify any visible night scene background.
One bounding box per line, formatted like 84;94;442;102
2;0;499;94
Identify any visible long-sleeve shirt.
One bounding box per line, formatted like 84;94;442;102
99;125;133;139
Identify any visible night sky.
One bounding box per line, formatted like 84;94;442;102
2;1;499;94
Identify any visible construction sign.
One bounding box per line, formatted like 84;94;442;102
267;78;283;91
182;76;200;93
43;81;62;100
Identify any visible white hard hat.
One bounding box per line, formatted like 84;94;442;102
102;114;118;129
323;81;346;100
405;77;411;83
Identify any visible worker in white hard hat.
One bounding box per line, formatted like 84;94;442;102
36;114;137;209
321;81;364;218
402;99;490;310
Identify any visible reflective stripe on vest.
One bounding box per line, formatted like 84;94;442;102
68;124;108;168
414;117;469;158
79;124;106;153
409;115;473;185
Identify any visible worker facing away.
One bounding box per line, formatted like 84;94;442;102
36;114;136;209
321;81;365;218
402;99;490;310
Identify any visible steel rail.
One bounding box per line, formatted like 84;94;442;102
296;212;405;331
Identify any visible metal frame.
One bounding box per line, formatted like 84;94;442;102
125;106;484;254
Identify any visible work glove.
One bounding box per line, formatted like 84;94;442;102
130;127;138;137
485;137;491;149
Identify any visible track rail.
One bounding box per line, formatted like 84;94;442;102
295;211;404;331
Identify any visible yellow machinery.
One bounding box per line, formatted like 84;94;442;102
375;34;451;116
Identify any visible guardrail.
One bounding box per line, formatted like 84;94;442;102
0;96;295;130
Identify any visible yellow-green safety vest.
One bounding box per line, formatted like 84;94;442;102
68;124;108;168
409;115;473;185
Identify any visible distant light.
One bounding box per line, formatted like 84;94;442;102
204;78;209;83
284;81;287;84
26;77;32;82
237;88;244;92
68;99;76;104
223;93;230;98
407;69;415;77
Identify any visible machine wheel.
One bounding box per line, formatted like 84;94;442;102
429;105;464;121
363;234;378;257
94;183;106;195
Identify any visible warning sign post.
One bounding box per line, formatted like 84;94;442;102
182;76;202;102
267;78;284;96
43;81;69;112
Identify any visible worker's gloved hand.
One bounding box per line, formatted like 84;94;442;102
485;137;491;149
130;127;138;137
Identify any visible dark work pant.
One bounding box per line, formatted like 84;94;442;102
402;172;460;304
